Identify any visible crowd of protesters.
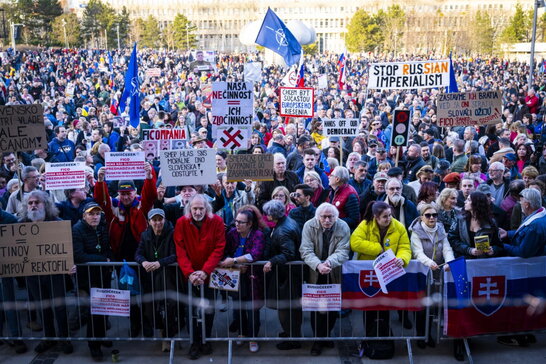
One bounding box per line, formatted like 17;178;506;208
1;47;546;361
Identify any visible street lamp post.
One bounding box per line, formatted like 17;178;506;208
117;24;120;49
61;19;69;49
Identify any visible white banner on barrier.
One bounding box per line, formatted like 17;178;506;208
90;288;130;317
302;284;341;311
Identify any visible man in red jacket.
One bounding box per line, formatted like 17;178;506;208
174;194;226;360
525;88;540;114
95;163;157;337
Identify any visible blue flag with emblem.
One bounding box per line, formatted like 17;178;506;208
255;8;302;67
119;43;140;128
448;256;470;309
446;51;459;93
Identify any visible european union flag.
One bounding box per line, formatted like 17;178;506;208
446;52;459;93
255;8;302;67
448;256;470;309
119;43;140;128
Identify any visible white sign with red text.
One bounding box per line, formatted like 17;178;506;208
90;288;130;317
373;249;406;294
105;152;146;180
45;162;86;190
302;284;342;311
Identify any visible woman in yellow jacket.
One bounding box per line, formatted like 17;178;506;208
350;201;411;359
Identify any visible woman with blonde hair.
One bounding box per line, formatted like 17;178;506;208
436;188;459;233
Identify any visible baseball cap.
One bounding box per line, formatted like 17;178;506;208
443;172;461;184
83;202;102;213
435;160;451;174
476;184;493;195
329;136;340;142
374;172;389;181
387;167;404;177
147;208;165;220
118;180;136;192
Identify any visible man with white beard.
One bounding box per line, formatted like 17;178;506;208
380;178;418;230
18;191;73;355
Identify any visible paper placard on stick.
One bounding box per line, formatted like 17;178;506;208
0;221;74;278
302;284;342;311
279;87;314;117
209;268;240;291
437;91;503;127
226;154;274;182
368;60;450;90
159;148;217;186
105;152;146;180
372;249;406;294
0;104;47;153
211;81;254;135
323;118;359;137
45;162;86;190
90;288;130;317
217;125;250;151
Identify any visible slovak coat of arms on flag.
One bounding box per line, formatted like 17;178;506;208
470;276;507;317
358;269;381;297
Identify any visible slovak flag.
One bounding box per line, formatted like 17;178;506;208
296;62;305;88
444;256;546;337
337;53;346;90
342;260;429;311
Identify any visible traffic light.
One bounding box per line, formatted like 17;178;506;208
390;109;410;147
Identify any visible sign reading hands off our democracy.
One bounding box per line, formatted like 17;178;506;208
0;221;74;278
323;118;359;137
437;91;503;127
368;60;450;90
226;154;274;182
0;104;47;153
160;148;217;186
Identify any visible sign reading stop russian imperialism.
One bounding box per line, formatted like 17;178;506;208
368;60;450;90
0;221;74;278
437;91;503;127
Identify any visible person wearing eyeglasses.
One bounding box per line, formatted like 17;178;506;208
379;178;418;231
486;161;510;207
410;203;455;349
5;166;41;217
350;201;411;359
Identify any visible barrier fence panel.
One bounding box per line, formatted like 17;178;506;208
196;260;433;364
0;261;191;363
440;256;546;364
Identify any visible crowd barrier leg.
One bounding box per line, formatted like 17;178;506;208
463;338;473;364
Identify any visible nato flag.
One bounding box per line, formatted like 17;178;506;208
255;8;302;67
119;43;140;128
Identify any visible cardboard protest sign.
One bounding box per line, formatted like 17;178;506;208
0;221;74;278
105;152;146;180
302;284;342;311
279;87;314;117
209;268;240;291
141;128;188;141
45;162;86;190
211;81;254;135
0;104;47;153
368;60;450;90
373;249;406;294
159;148;216;186
437;90;503;127
323;118;359;137
90;288;130;317
226;154;274;182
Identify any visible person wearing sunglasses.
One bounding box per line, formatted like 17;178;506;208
409;203;455;349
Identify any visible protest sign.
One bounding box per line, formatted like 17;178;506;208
226;154;274;182
317;74;328;89
159;148;216;186
0;104;47;153
0;221;73;278
368;60;450;90
141;140;158;160
145;68;161;78
105;152;146;180
45;162;86;190
65;83;75;98
437;90;503;127
90;288;130;317
217;125;250;151
323;118;359;137
211;81;254;135
170;139;189;150
244;62;262;84
373;249;406;294
302;284;342;311
209;268;240;291
141;128;188;141
279;87;314;117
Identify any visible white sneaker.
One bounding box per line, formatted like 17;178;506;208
249;341;259;353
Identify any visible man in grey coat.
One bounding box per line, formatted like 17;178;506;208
299;203;350;356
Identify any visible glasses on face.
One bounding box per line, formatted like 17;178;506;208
424;213;438;219
27;200;42;206
235;220;248;225
388;187;401;191
319;214;334;220
291;192;302;198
